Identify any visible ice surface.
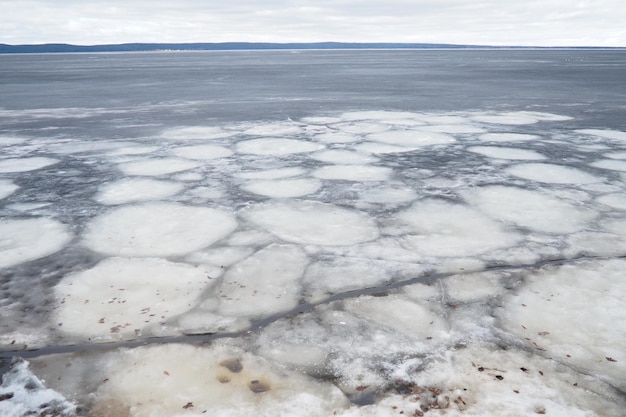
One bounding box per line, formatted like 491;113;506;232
90;343;348;417
236;138;324;155
367;130;455;147
171;144;233;160
160;126;236;140
311;149;379;165
576;129;626;140
117;158;202;176
590;159;626;171
397;199;521;257
234;167;305;179
0;359;76;417
0;218;71;269
107;145;160;156
353;142;418;154
83;202;237;257
333;121;389;134
0;157;58;173
0;179;18;199
603;151;626;159
507;163;601;184
601;217;626;235
54;257;214;339
478;132;539;142
498;259;626;390
94;178;184;205
313;165;391;182
314;132;360;143
419;124;485;134
463;186;595;233
218;244;307;317
244;201;379;246
242;178;321;198
597;193;626;210
243;122;303;136
4;101;626;417
0;135;27;145
468;146;546;160
471;111;540;125
359;186;417;204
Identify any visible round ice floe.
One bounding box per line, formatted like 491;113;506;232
498;259;626;390
576;129;626;141
0;179;18;199
94;178;184;205
478;132;539;142
243;201;379;246
0;157;59;173
0;218;71;269
94;343;348;417
236;138;323;155
235;167;305;180
468;146;546;160
311;150;379;165
590;159;626;171
597;193;626;210
218;244;307;317
471;112;539;125
242;178;321;198
354;142;418;154
171;144;233;160
463;186;595;234
367;130;455;147
54;257;213;339
160;126;236;140
118;158;202;176
313;165;391;182
83;202;237;257
397;199;521;257
313;132;359;143
507;163;601;184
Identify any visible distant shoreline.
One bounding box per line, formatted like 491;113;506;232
1;42;625;54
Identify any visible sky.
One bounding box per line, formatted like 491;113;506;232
1;0;625;47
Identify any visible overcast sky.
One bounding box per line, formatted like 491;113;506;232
1;0;624;46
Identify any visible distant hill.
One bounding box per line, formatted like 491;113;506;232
1;42;621;54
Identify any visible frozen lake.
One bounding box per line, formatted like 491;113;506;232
1;50;626;416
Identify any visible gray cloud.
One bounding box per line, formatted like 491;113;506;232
0;0;624;46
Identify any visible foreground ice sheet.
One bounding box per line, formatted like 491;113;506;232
54;257;215;340
3;108;626;417
83;202;237;256
0;218;71;268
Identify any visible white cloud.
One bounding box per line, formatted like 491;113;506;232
0;0;624;46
